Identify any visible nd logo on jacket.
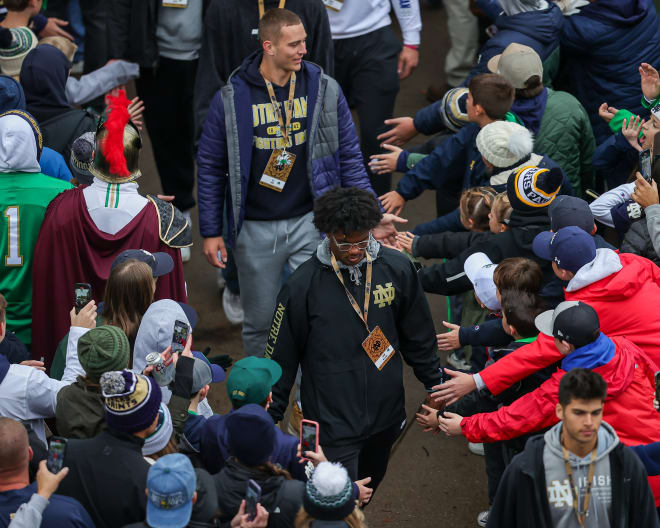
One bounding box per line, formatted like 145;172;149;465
373;283;395;308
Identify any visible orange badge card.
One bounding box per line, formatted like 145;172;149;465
362;325;395;371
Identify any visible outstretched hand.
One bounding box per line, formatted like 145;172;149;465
436;321;460;351
640;62;660;102
430;368;476;406
373;212;408;246
621;116;644;151
597;103;619;124
437;411;464;437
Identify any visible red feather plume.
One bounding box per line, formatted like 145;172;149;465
103;90;131;178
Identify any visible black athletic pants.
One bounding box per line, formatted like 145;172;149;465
322;420;404;499
333;27;402;196
136;57;197;212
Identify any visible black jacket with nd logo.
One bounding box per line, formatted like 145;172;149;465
266;246;444;447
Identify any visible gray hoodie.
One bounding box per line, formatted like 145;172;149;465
543;420;619;528
133;299;213;418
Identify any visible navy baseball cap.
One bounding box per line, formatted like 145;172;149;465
535;301;600;348
548;195;594;234
146;454;196;528
111;249;173;277
192;350;225;384
532;226;596;273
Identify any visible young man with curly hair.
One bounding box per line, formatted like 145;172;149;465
265;186;444;494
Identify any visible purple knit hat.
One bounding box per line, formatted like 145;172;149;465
100;370;162;433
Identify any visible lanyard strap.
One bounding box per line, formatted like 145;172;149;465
258;0;286;19
261;70;296;150
330;252;373;332
562;446;597;527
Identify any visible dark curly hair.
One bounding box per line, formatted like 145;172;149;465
313;187;383;235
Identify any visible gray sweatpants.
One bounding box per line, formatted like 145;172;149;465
444;0;479;87
233;211;319;356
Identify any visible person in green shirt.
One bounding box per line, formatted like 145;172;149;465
0;110;72;348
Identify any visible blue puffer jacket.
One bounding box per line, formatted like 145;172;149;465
466;5;563;85
197;51;372;245
413;6;563;136
560;0;660;144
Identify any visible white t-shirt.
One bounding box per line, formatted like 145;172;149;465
326;0;421;45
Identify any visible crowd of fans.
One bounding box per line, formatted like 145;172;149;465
3;0;660;527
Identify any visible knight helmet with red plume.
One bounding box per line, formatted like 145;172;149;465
89;90;142;184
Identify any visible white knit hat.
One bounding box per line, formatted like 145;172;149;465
476;121;534;168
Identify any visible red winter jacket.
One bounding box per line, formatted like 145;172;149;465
462;335;660;504
480;250;660;395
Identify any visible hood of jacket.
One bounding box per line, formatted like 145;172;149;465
511;88;548;135
566;249;626;294
215;458;289;517
0;113;41;173
544;420;619;466
190;468;219;525
316;236;380;285
561;333;615;372
576;0;648;26
507;208;551;252
496;4;564;45
20;44;71;122
489;152;543;186
132;299;192;406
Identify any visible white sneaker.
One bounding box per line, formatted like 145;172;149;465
222;287;244;325
180;246;191;262
216;269;226;290
447;351;471;371
469;442;485;456
477;510;489;527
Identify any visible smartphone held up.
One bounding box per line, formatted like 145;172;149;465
47;436;67;473
245;479;261;522
74;283;92;314
300;419;320;461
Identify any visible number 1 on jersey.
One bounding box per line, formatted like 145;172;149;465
4;206;23;266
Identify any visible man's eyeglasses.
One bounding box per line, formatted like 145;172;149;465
332;233;371;252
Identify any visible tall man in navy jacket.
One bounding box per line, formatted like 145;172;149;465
198;9;393;357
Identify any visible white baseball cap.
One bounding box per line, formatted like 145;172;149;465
464;253;501;311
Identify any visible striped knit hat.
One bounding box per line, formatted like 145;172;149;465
506;165;562;212
101;370;162;433
303;462;357;521
0;27;37;78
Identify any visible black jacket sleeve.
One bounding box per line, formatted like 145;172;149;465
419;239;504;296
396;259;444;390
414;231;491;260
458;318;510;347
620;446;660;528
265;281;309;424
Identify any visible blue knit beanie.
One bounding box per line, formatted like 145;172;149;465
101;370;162;433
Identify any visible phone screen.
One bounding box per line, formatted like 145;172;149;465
301;423;318;454
245;480;261;521
640;149;652;182
655;372;660;408
172;320;189;353
47;437;67;473
74;283;92;314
